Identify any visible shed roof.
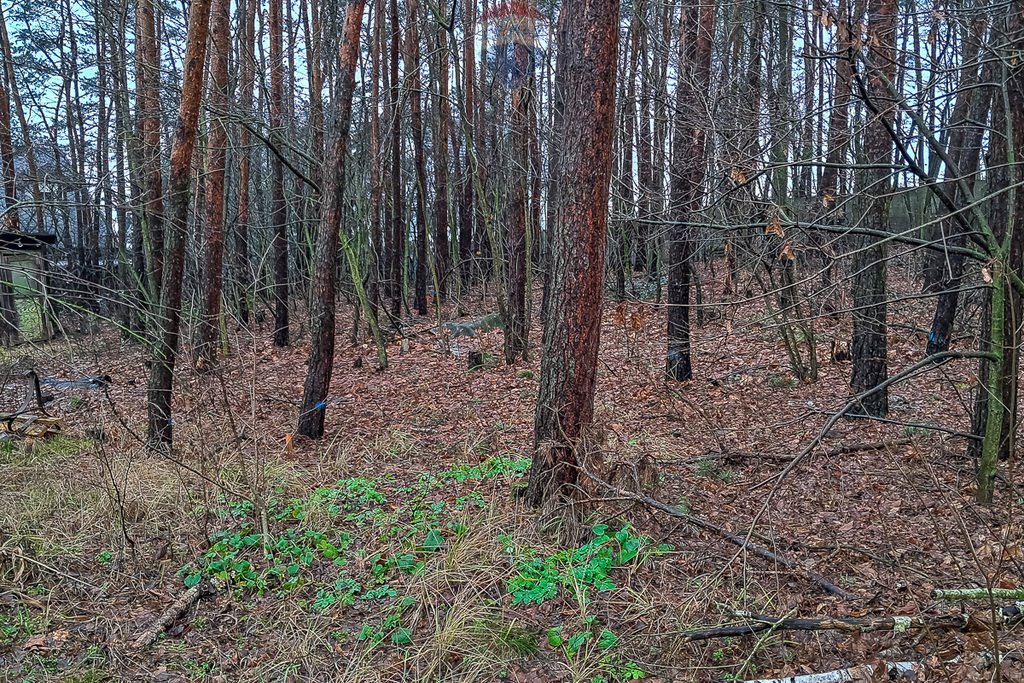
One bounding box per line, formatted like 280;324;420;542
0;232;57;252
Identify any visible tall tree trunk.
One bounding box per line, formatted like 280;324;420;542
297;0;366;438
815;0;860;299
847;0;897;418
387;0;404;318
146;0;213;445
525;0;619;508
234;0;256;325
540;5;566;323
926;12;991;354
649;0;673;302
269;0;290;346
458;0;476;287
0;52;16;232
434;6;451;303
404;0;428;316
636;0;654;277
0;49;18;343
367;0;383;316
505;82;531;363
973;5;1024;501
666;0;715;381
195;0;230;368
0;4;44;233
137;0;164;306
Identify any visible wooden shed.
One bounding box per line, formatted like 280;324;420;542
0;232;57;345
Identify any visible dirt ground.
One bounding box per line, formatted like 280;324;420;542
1;262;1023;682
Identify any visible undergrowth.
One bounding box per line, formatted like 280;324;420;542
168;454;666;681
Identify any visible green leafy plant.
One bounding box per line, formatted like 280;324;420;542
547;621;642;681
311;576;362;610
179;524;351;593
507;525;672;606
275;478;387;522
445;456;530;482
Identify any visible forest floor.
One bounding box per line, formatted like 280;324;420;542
1;263;1023;682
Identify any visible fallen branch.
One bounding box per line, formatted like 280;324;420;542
682;611;965;641
742;661;917;683
582;471;853;600
681;605;1024;642
131;583;205;649
934;587;1024;601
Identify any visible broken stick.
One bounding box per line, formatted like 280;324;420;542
132;583;204;649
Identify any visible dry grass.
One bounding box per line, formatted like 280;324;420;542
2;272;1023;681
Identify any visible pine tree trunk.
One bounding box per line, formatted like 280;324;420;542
458;0;476;288
525;0;619;508
194;0;229;369
233;0;256;325
297;0;366;439
137;0;164;307
404;0;428;316
666;0;715;381
847;0;897;418
434;11;451;302
368;0;383;315
505;83;531;363
387;0;404;319
146;0;213;446
269;0;289;346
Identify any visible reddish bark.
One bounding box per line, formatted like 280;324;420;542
195;0;230;368
525;0;619;507
297;0;366;438
146;0;214;445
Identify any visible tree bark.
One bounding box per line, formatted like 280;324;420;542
0;49;18;344
525;0;619;508
0;4;45;233
367;0;383;316
297;0;366;438
666;0;715;381
386;0;405;319
404;0;428;316
195;0;230;368
434;9;451;302
847;0;897;418
136;0;164;306
505;83;531;364
233;0;256;326
269;0;290;346
926;13;992;355
974;5;1024;500
146;0;213;445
